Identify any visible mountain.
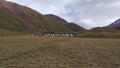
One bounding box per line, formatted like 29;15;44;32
45;14;68;25
64;23;85;33
108;18;120;28
45;14;85;33
90;27;120;32
77;27;120;38
0;0;72;34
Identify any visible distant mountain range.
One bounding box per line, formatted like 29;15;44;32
77;19;120;38
1;0;120;38
107;18;120;29
0;0;86;35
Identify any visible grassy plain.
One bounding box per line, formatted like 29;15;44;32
0;36;120;68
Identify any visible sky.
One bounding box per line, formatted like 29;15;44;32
6;0;120;29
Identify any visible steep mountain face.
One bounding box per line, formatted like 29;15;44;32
45;14;85;33
108;18;120;28
0;0;72;34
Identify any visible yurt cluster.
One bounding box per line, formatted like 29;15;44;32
44;34;74;37
25;33;74;37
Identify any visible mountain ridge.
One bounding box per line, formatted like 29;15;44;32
0;0;73;34
45;14;68;25
45;14;85;33
108;18;120;28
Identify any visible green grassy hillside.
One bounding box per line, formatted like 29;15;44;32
0;29;25;36
0;1;72;34
77;27;120;38
64;23;85;33
45;14;85;33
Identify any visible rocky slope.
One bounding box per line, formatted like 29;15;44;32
108;18;120;28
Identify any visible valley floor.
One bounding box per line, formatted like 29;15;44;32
0;36;120;68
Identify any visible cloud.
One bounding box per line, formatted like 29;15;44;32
6;0;120;29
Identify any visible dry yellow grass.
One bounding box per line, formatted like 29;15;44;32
0;36;120;68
